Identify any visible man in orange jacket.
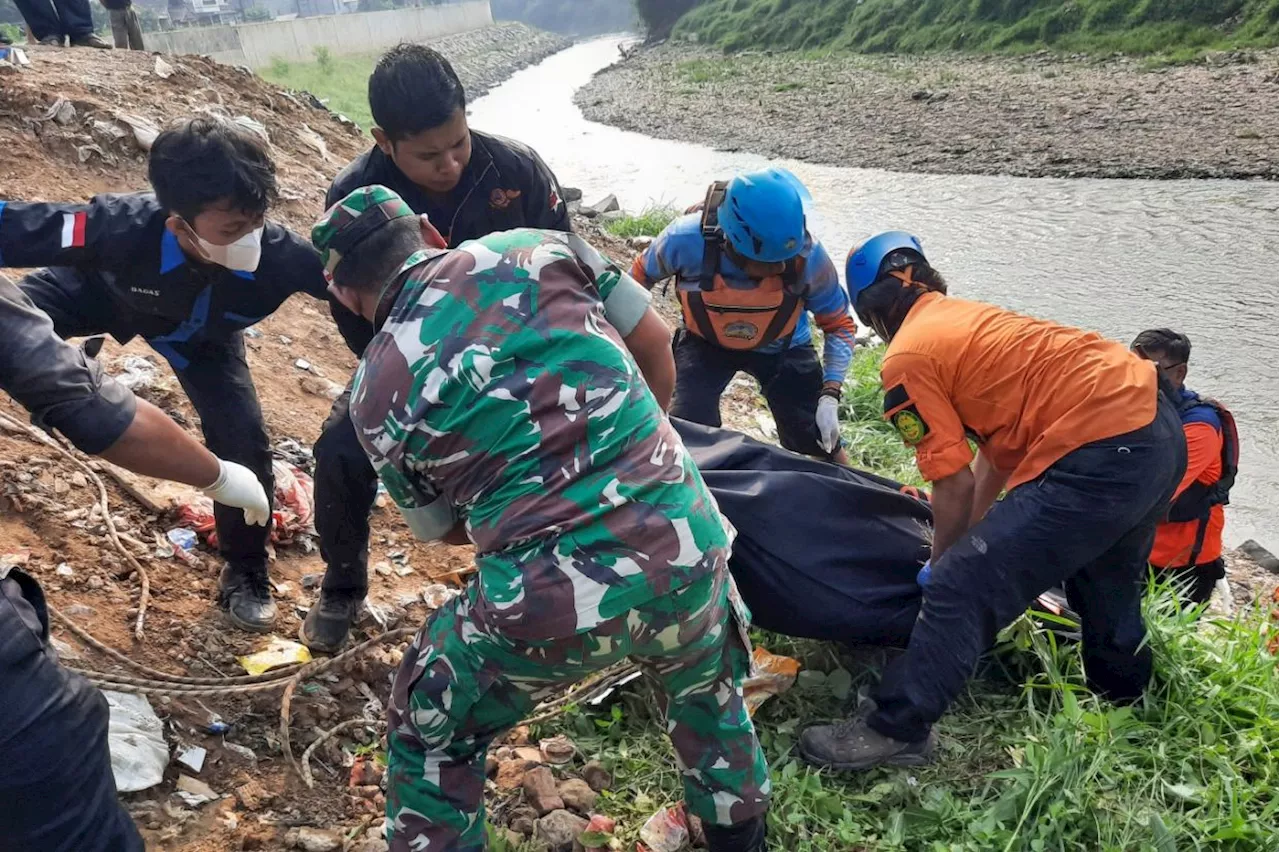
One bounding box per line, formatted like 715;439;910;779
799;232;1187;771
1132;328;1235;605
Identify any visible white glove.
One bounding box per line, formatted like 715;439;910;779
202;460;271;526
816;394;841;454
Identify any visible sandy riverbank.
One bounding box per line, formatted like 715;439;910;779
575;44;1279;180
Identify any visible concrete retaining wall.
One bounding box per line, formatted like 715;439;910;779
146;1;493;68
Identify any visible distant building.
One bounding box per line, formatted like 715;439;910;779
138;0;357;26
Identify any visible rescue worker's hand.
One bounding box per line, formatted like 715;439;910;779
816;394;841;454
202;460;271;526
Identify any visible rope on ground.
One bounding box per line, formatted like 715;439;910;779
0;412;152;638
300;717;384;789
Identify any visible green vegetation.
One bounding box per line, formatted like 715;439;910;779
672;0;1279;56
491;0;636;36
836;348;924;485
259;52;380;132
602;205;680;239
527;349;1279;849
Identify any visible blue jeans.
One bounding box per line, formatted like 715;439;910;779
868;397;1187;743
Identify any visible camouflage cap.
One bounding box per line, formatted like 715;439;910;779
312;185;417;280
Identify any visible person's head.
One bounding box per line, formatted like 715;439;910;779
718;168;807;279
312;185;446;320
845;231;946;342
1132;328;1191;390
149;117;278;272
368;43;470;195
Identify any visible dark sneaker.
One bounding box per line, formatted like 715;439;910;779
218;564;277;632
298;589;364;653
799;716;935;771
70;33;111;48
39;35;65;46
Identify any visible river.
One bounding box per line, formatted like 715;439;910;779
469;37;1280;553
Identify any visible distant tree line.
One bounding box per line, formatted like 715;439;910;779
491;0;636;36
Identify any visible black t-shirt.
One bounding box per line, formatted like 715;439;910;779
326;130;572;355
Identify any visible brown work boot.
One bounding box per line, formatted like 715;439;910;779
70;33;111;48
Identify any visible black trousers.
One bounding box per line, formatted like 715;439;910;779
11;0;93;40
670;329;837;459
313;387;378;597
0;571;144;852
20;268;274;572
869;397;1187;743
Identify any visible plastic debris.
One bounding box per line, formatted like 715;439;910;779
175;774;218;807
638;805;688;852
55;562;74;577
176;745;207;773
44;97;76;125
175;460;315;548
742;645;801;716
422;583;461;609
294;358;312;372
166;528;198;551
236;637;312;676
105;691;168;793
244;326;263;339
223;741;258;765
203;716;231;736
114;112;159;150
114;355;160;390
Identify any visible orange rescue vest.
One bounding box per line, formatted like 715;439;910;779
679;181;805;352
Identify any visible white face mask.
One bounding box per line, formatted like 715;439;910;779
189;225;264;273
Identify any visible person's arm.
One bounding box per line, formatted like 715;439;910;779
520;148;573;232
881;352;975;551
1173;422;1221;498
629;225;683;291
563;233;677;409
970;449;1011;526
801;242;859;391
0;198;107;269
930;465;976;560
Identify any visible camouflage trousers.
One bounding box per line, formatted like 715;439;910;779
383;566;771;851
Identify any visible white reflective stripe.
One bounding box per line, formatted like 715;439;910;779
602;276;652;337
397;495;457;542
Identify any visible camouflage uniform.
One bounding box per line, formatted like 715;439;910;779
312;188;771;852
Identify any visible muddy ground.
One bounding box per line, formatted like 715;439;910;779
575;44;1279;180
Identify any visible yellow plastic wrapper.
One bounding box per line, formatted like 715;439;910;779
237;637;312;676
742;645;801;716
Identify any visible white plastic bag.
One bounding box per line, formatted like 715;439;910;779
105;691;168;792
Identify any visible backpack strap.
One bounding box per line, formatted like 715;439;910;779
699;181;729;293
753;257;803;349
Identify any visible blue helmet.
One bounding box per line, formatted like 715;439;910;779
720;168;807;263
845;231;926;304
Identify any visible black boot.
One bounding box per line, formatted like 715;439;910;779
298;588;364;653
704;815;767;852
218;562;277;632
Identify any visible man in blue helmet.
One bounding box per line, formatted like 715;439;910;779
798;231;1184;771
632;168;857;463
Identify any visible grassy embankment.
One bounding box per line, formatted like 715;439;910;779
260;49;379;132
673;0;1278;60
515;347;1278;852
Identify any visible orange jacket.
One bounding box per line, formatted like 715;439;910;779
1151;420;1225;567
880;293;1159;488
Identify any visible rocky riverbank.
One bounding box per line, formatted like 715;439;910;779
575;44;1279;180
433;23;570;102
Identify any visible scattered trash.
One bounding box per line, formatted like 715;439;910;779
55;562;74;577
374;482;390;509
394;564;415;577
301;572;324;590
422;583;461;609
296;122;331;161
579;814;617;851
105;691;168;793
587;669;642;706
287;826;342;852
114;112;160;150
638;804;689;852
0;547;32;571
44;97;76;126
203;715;231;736
175;774;218;807
244;326;263;339
234;777;271;810
373;561;392;577
294;358;312;372
300;375;344;400
166;528;198;551
176;745;207;773
223;741;258;765
175;460;315;548
743;645;801;716
153;56;174;79
236;637;312;676
114;355;159;390
0;46;31;67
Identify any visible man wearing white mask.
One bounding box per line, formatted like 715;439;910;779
0;117;332;632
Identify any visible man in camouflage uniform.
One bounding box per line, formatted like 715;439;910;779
312;186;771;852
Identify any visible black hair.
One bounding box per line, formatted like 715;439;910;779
148;117;278;221
1132;328;1191;365
854;249;948;339
333;216;426;292
368;43;466;142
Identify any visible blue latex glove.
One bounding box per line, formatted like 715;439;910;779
916;559;932;588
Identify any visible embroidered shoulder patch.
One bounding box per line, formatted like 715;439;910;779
892;404;930;445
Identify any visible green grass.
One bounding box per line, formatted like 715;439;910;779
601;205;681;239
836;347;925;485
258;51;379;132
671;0;1279;58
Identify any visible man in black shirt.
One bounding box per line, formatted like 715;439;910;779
0;118;332;632
304;43;573;652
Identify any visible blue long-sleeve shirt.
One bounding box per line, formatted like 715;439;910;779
632;213;857;384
